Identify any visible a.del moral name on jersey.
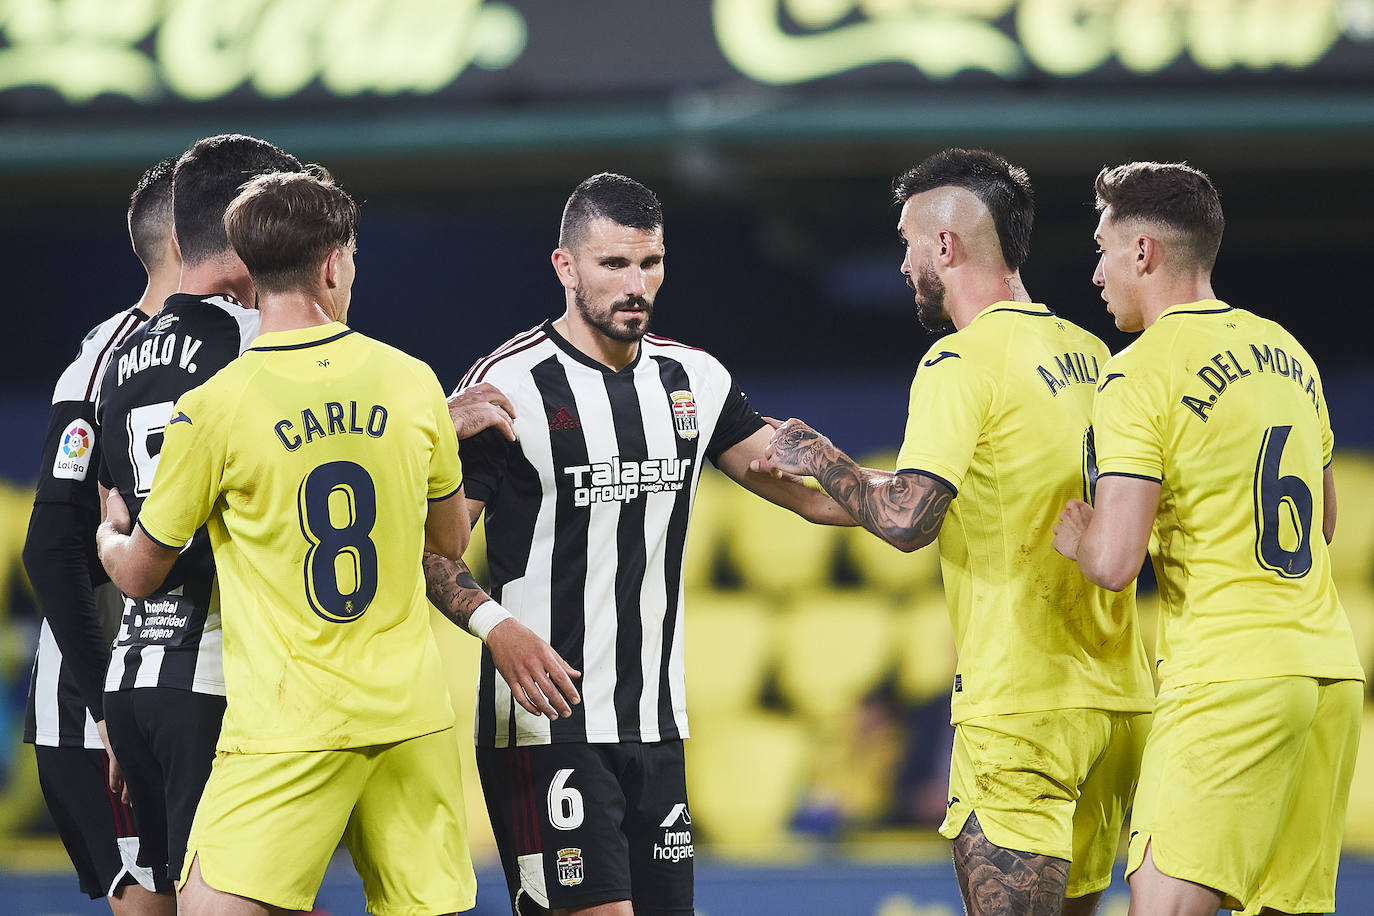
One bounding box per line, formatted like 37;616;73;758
1035;350;1100;396
274;400;388;451
1181;342;1320;422
563;456;693;507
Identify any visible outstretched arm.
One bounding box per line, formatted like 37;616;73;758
751;418;952;552
716;424;857;526
424;491;580;720
96;486;178;598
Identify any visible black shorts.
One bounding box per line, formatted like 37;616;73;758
34;744;144;899
103;687;225;888
476;740;694;916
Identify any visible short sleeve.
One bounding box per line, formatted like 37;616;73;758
706;377;765;466
1092;354;1167;482
893;342;994;494
425;371;463;501
1315;369;1334;467
136;385;227;550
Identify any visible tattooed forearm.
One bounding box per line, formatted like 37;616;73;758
772;428;950;551
423;551;493;634
953;813;1070;916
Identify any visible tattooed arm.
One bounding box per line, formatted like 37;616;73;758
423;492;580;719
750;418;953;552
716;425;857;526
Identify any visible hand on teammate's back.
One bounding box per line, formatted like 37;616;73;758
486;618;582;720
448;383;517;441
1052;499;1093;561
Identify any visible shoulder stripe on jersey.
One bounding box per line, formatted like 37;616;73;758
471;332;549;386
83;312;142;402
248;329;354;352
460;326;546;390
643;333;705;353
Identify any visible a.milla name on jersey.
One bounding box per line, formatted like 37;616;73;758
1181;343;1320;422
564;456;693;507
1036;351;1100;396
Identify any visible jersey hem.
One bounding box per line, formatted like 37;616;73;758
136;517;186;550
1158;669;1366;694
216;718;456;754
950;696;1156;725
428;480;462;502
895;467;959;496
1097;470;1162;483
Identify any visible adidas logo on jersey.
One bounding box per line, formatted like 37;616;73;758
549;407;580;430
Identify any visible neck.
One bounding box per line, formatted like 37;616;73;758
947;268;1032;331
1140;275;1217;330
256;289;338;336
552;308;639;371
136;268;181;317
178;255;254;308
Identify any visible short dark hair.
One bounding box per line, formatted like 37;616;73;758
128;156;176;272
224;168;359;295
1094;162;1224;270
559;173;663;252
892;148;1035;271
173;134;303;265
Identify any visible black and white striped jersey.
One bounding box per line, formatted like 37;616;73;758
25;306;147;749
96;294;259;696
458;320;765;748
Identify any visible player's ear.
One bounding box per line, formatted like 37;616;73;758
324;247;342;289
551;248;578;290
1136;234;1157;275
936;230;956;266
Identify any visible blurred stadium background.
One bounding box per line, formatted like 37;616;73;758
3;2;1374;913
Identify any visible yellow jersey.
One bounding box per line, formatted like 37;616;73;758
1093;300;1363;691
897;302;1154;723
137;323;462;752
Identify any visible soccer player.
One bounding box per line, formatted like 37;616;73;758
94;167;565;915
1053;161;1364;916
751;149;1155;916
21;157;179;916
95;133;302;899
438;172;853;916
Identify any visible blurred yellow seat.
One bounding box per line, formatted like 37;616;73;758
1342;702;1374;854
684;589;776;716
723;479;839;594
431;606;496;860
893;591;956;704
1342;584;1374;682
775;590;896;724
685;711;811;852
681;466;729;590
1330;451;1374;587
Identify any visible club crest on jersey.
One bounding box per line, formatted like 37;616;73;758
670;390;698;440
556;848;584;887
53;419;94;480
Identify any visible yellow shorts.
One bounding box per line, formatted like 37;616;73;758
940;708;1150;898
1126;676;1362;914
182;728;476;916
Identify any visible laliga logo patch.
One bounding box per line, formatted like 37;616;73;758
670;390;697;440
53;419;95;480
556;848;584;887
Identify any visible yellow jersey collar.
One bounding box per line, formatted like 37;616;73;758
1157;299;1232;320
971;301;1054;324
248;322;353;352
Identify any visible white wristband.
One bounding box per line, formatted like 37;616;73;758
468;600;515;643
